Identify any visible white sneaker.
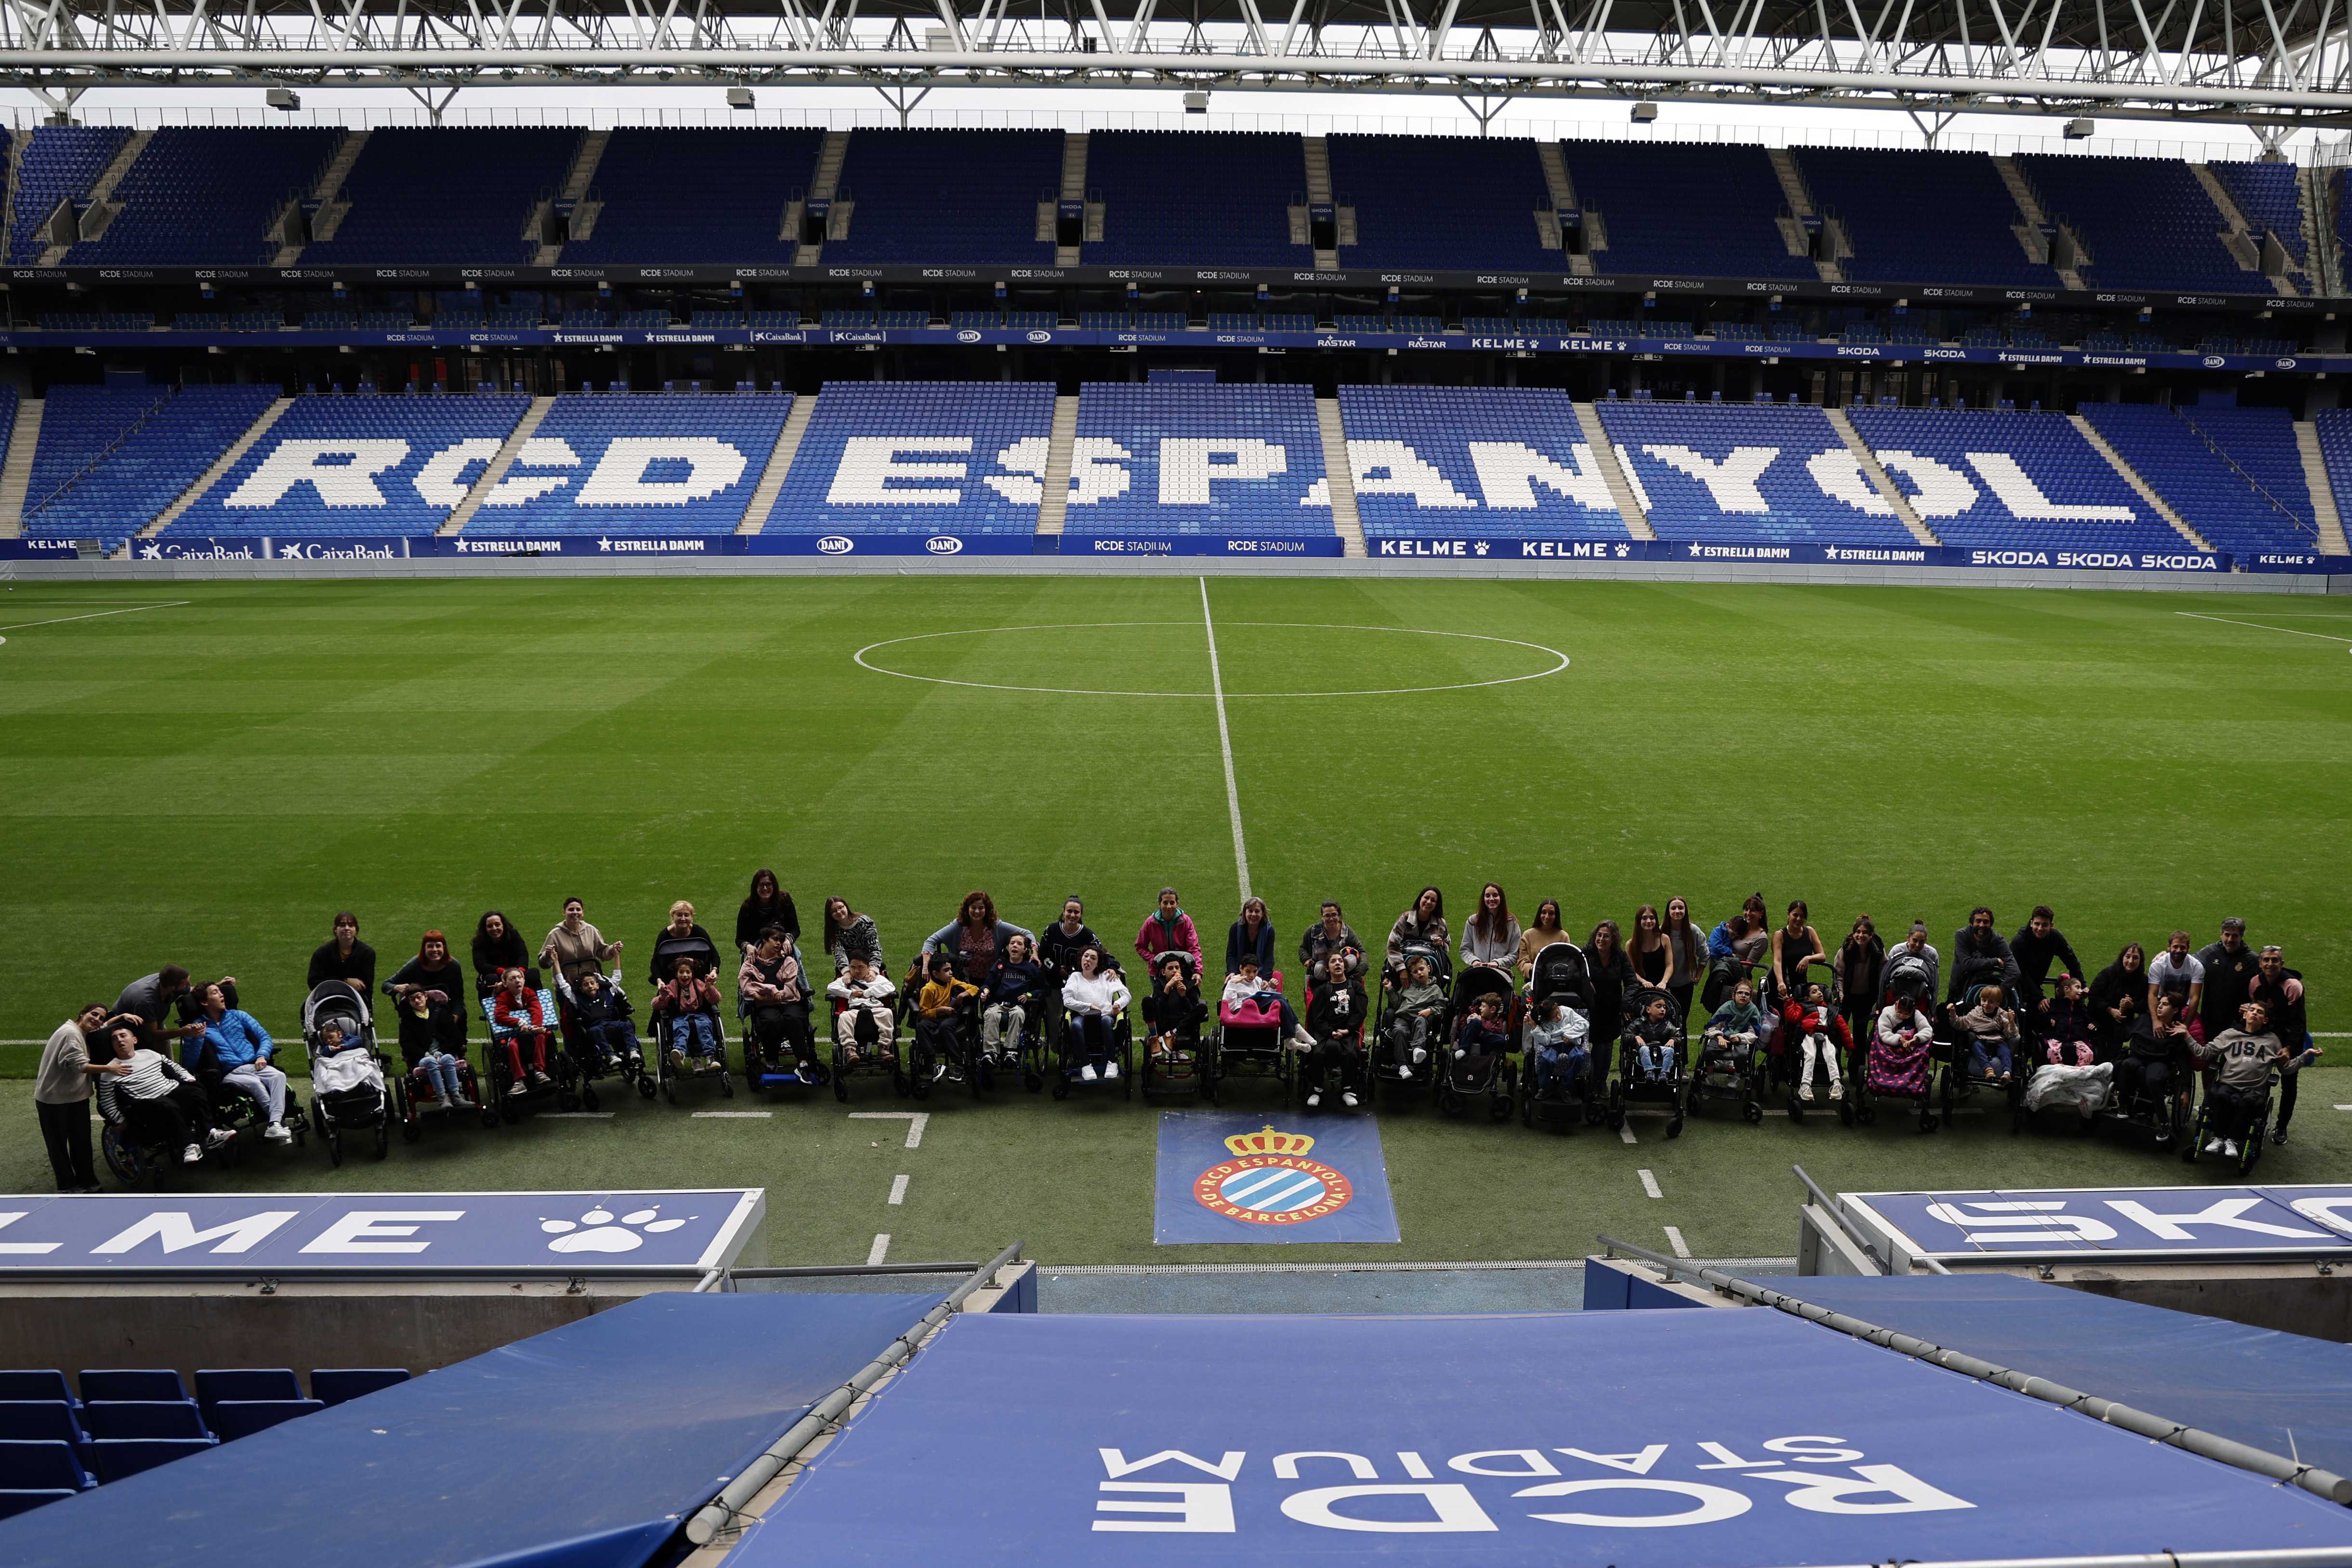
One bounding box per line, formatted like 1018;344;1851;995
1342;1090;1359;1109
2204;1137;2224;1154
263;1123;291;1143
182;1143;204;1164
2222;1140;2240;1159
1103;1062;1119;1081
933;1064;947;1083
204;1127;236;1148
1828;1080;1845;1100
1397;1065;1413;1081
1306;1090;1322;1109
1412;1047;1427;1064
1080;1064;1098;1083
1799;1083;1814;1102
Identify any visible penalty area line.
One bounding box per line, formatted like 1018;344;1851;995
0;600;189;633
2175;611;2352;645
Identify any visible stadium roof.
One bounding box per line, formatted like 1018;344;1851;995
3;0;2345;129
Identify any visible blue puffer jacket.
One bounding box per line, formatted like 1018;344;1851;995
193;1008;273;1071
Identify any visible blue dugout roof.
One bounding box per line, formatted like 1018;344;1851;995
741;1307;2352;1568
1738;1270;2352;1488
7;1291;941;1568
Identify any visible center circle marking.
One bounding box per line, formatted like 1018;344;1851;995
852;621;1569;698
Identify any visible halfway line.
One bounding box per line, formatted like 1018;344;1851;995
2175;611;2352;644
0;600;189;633
1199;577;1252;902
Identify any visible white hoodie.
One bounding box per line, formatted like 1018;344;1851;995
1063;971;1120;1017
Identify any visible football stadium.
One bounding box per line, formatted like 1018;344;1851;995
4;1;2352;1561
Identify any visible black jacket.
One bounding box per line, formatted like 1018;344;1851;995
1308;979;1367;1037
471;926;532;993
2086;957;2148;1046
2194;940;2264;1039
2247;967;2308;1053
736;894;802;953
1947;928;2020;1005
1038;920;1099;981
308;939;378;993
385;955;466;1006
2008;926;2083;1006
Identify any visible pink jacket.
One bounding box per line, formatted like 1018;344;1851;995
1134;911;1202;969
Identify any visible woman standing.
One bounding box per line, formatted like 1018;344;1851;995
1836;915;1886;1053
1662;897;1704;1026
34;1004;115;1191
1628;904;1675;998
1386;888;1447;971
385;932;470;1059
1516;899;1568;976
923;891;1036;985
1582;919;1634;1089
2088;942;2151;1054
540;898;623;992
822;897;885;977
1134;888;1204;971
1226;896;1276;977
1461;884;1523;977
306;912;377;992
470;911;534;1000
736;870;801;957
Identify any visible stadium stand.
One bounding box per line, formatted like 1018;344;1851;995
24;383;281;548
167;391;531;537
1557;143;1815;278
1799;147;2058;288
2013;154;2249;291
304;129;577;266
1325;135;1561;269
2212;159;2307;265
1847;406;2182;552
2077;402;2316;555
765;380;1053;539
1595;401;1924;546
1337;385;1631;542
1061;381;1334;542
821;129;1061;266
68;128;340;265
559;128;824;265
461;391;789;536
2308;407;2352;537
8;125;126;262
1082;131;1304;266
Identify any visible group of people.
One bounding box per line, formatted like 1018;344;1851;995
29;877;2323;1190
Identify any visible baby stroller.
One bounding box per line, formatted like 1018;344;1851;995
1139;953;1208;1105
1609;990;1687;1138
1370;941;1452;1109
1206;969;1293;1106
481;986;592;1121
1434;965;1516;1120
304;980;393;1164
1521;941;1596;1132
648;931;734;1105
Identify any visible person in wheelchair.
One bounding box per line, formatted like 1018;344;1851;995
569;969;643;1074
489;967;557;1090
1526;993;1590;1099
1302;951;1367;1110
980;933;1047;1067
1783;980;1849;1103
828;956;898;1066
1953;983;2021;1087
1143;953;1205;1071
188;981;293;1144
1703;979;1764;1067
914;952;981;1084
738;926;814;1082
1220;955;1313;1049
2193;999;2287;1161
2114;992;2193;1143
394;989;472;1110
93;1019;232;1167
654;954;725;1074
1382;953;1446;1079
1062;945;1125;1083
1622;991;1682;1085
1452;991;1511;1092
2040;973;2097;1067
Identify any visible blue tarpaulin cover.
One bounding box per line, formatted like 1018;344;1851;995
1736;1270;2352;1487
5;1291;940;1568
745;1307;2352;1567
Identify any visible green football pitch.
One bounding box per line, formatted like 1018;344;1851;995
1;574;2345;1267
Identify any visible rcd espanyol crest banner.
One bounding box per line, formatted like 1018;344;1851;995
1154;1113;1399;1244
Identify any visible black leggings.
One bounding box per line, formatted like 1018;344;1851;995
2206;1082;2266;1141
2115;1056;2174;1107
123;1085;215;1150
1307;1034;1363;1092
748;1002;814;1064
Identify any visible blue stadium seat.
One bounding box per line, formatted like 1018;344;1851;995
83;1402;208;1441
1799;148;2057;288
78;1371;185;1405
1596;401;1923;547
0;1439;93;1492
69;127;340;265
2078;403;2316;555
207;1399;324;1441
1560;143;1814;278
2213;160;2307;267
563;129;823;264
92;1437;214;1482
26;384;281;549
0;1402;92;1462
1847;406;2181;552
167;392;531;538
767;381;1054;539
192;1370;302;1411
460;392;789;537
0;1488;77;1519
1327;135;1560;269
823;129;1061;266
309;1369;411;1407
1084;131;1303;266
305;129;576;265
1338;386;1629;544
1062;381;1334;542
0;1372;77;1409
2015;154;2252;291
